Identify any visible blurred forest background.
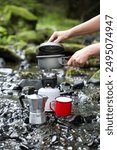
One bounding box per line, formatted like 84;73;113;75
0;0;100;64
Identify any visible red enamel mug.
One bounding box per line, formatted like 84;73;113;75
50;96;72;117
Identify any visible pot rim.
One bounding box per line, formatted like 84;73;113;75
39;42;63;47
36;54;65;58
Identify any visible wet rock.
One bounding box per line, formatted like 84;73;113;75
20;144;29;150
87;77;100;85
20;60;30;70
0;45;20;62
0;68;13;75
19;79;42;90
67;146;73;150
0;58;6;68
59;82;71;92
72;80;84;90
22;86;36;95
67;115;84;125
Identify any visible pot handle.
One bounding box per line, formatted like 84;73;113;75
58;56;70;66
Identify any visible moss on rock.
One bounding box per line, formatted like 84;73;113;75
65;67;86;77
24;46;37;62
1;5;38;25
91;69;100;80
63;43;85;55
19;71;38;79
16;30;46;44
85;57;100;67
0;45;20;62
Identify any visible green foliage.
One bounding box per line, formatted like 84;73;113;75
0;5;38;25
36;12;80;31
0;26;7;36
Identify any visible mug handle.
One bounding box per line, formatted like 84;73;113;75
50;100;56;112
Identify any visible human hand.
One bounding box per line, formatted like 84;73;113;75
67;43;100;67
48;30;71;43
67;49;89;67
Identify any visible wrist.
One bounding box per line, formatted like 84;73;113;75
66;29;74;38
86;43;100;58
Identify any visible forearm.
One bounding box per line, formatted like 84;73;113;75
86;43;100;58
68;15;100;38
67;43;100;66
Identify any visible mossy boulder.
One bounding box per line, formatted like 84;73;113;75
0;5;38;25
24;46;37;62
0;45;20;62
16;30;38;43
16;30;46;44
63;43;85;55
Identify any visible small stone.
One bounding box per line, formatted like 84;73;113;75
87;78;100;85
72;80;84;90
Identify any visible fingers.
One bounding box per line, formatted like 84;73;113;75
48;31;65;43
67;54;86;67
53;37;61;43
48;32;57;42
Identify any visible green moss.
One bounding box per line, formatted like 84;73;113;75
0;26;7;36
65;67;86;77
16;30;46;43
24;46;37;62
63;43;85;54
91;70;100;80
20;71;38;79
17;30;37;42
85;57;100;67
1;5;38;23
36;12;80;31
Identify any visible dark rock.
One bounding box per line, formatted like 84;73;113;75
22;86;35;95
72;80;84;90
67;115;84;125
59;82;71;92
87;78;100;85
20;144;29;150
19;79;42;90
0;45;20;62
0;58;6;67
24;117;29;124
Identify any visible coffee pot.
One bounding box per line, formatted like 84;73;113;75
27;94;48;124
38;72;60;112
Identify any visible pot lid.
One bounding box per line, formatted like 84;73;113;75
38;42;65;55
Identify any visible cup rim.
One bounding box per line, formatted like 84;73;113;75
56;96;72;102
